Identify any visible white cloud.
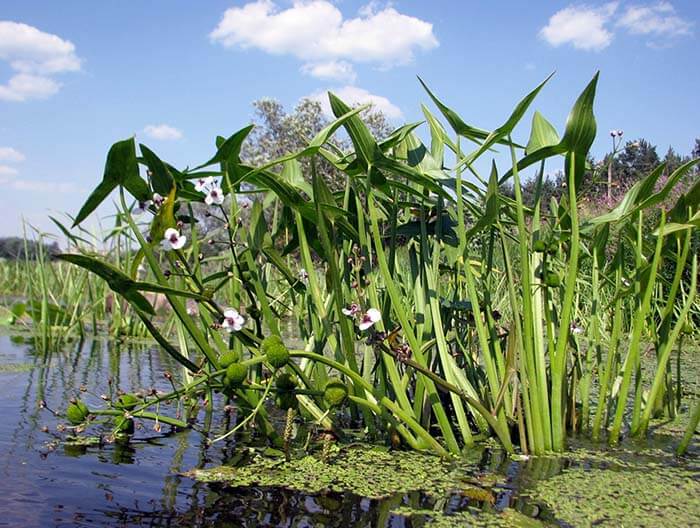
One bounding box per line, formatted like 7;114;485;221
301;60;357;83
0;165;19;177
540;3;619;51
142;124;183;141
0;21;81;102
0;146;25;162
210;1;438;73
309;85;402;119
9;179;79;193
617;2;693;40
0;73;60;102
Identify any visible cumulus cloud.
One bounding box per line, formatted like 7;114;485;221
8;180;80;193
142;124;183;141
617;2;693;41
301;60;357;83
0;21;81;102
309;85;402;119
539;3;619;51
0;165;19;178
210;1;438;80
540;2;693;51
0;146;25;162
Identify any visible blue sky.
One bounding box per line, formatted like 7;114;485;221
0;0;698;237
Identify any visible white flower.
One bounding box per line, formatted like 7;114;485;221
617;130;623;137
358;308;381;331
205;186;224;206
298;268;309;283
221;308;245;332
161;228;186;251
609;130;618;137
570;324;584;335
133;200;153;215
194;176;215;192
153;193;165;207
342;303;361;317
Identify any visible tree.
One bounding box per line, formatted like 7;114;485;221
241;97;392;190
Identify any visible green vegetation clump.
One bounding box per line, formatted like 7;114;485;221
224;362;247;389
66;400;89;425
262;336;289;369
190;445;494;499
115;393;140;411
531;464;700;527
275;373;297;392
219;351;238;368
323;378;348;407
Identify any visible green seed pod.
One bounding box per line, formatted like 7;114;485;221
323;378;348;408
545;273;561;287
219;351;238;369
263;336;290;369
533;240;546;253
225;362;248;389
261;335;284;353
66;401;89;425
116;393;141;411
275;392;298;411
276;373;297;392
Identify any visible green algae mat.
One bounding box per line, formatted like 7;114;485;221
190;440;699;527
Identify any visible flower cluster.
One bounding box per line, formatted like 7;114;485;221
194;176;224;206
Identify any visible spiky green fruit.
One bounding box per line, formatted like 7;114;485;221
66;401;89;425
219;351;238;369
224;362;248;389
323;378;348;407
263;336;290;369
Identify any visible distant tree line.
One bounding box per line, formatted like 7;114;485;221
501;138;700;210
0;237;60;260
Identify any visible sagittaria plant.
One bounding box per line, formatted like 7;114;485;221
58;71;699;457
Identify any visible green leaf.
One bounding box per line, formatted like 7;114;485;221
56;253;156;315
139;144;174;195
418;77;493;144
501;72;599;183
74;138;149;226
328;92;378;167
526;111;560;154
561;72;599;154
194;125;254;170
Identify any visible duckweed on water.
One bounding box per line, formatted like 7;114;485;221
528;457;700;527
190;445;498;500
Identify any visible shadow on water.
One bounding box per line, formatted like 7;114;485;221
0;333;695;527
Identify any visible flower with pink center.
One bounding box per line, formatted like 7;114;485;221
153;193;165;207
342;303;361;317
161;228;186;251
205;186;224;205
298;268;309;283
221;308;245;332
358;308;381;331
194;176;215;192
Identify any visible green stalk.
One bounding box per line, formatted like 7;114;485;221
609;211;666;445
551;152;581;452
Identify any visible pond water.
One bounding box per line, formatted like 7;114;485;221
0;333;697;527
